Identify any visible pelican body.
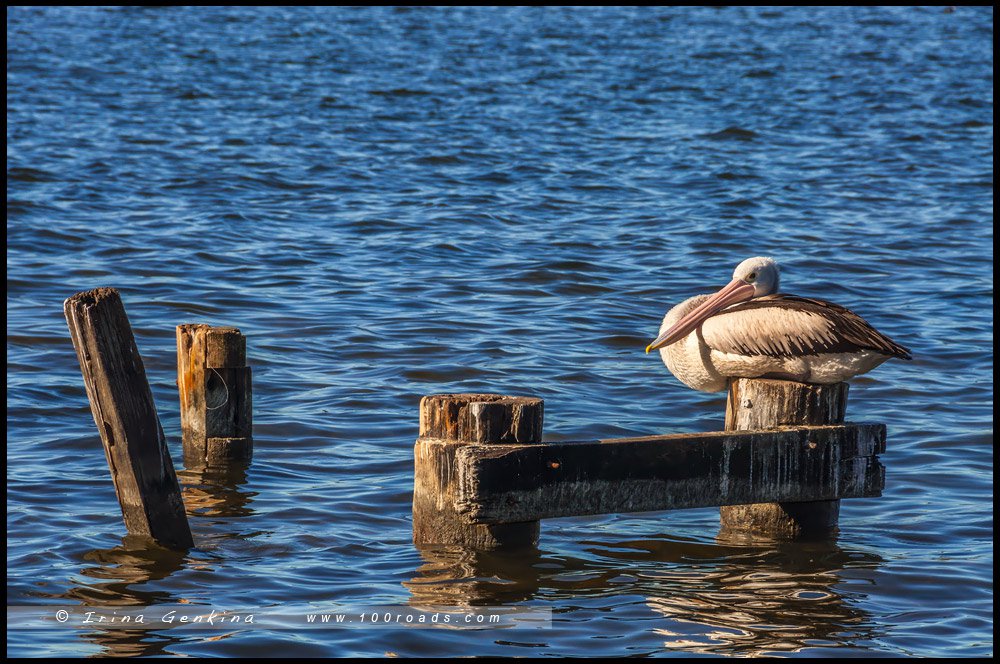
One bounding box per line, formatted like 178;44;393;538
646;257;911;393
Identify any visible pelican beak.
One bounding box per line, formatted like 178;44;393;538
646;278;756;353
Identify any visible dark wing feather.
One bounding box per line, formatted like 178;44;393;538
700;294;912;360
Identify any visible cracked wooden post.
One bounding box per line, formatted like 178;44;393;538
64;288;193;551
177;324;252;468
413;394;544;549
720;378;849;539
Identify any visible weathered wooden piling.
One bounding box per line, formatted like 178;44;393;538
64;288;193;551
720;378;852;538
177;324;253;467
413;394;544;549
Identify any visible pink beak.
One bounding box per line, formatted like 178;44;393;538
646;278;756;353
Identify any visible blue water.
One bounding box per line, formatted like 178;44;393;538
6;6;993;658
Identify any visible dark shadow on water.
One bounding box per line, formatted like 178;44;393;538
406;529;886;656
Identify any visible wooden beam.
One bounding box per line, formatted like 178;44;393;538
449;423;884;525
177;324;252;467
64;288;193;551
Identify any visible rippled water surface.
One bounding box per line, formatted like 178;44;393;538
7;6;993;658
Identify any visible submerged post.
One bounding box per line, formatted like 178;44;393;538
64;288;193;551
177;324;253;468
720;378;848;539
413;394;544;549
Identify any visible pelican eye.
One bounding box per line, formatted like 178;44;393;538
746;271;757;283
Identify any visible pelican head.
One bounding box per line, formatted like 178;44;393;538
733;256;780;297
645;256;779;354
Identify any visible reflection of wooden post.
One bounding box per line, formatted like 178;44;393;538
720;378;848;538
413;394;543;550
177;324;252;468
64;288;193;551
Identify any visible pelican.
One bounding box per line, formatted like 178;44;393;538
645;257;911;392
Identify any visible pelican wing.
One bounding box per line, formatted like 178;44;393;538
699;294;912;359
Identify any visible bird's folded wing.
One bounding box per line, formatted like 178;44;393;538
700;294;912;359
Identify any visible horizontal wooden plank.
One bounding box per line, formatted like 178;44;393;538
450;423;885;524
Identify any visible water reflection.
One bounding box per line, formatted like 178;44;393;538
42;468;259;656
406;544;545;608
68;535;187;607
55;535;188;657
407;531;884;655
638;536;883;656
178;463;256;521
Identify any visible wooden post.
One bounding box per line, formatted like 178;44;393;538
413;394;543;550
64;288;193;551
720;378;849;539
177;324;253;468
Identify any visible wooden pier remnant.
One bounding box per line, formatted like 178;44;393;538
413;380;885;550
64;288;193;551
720;379;851;538
413;394;544;549
176;324;253;468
